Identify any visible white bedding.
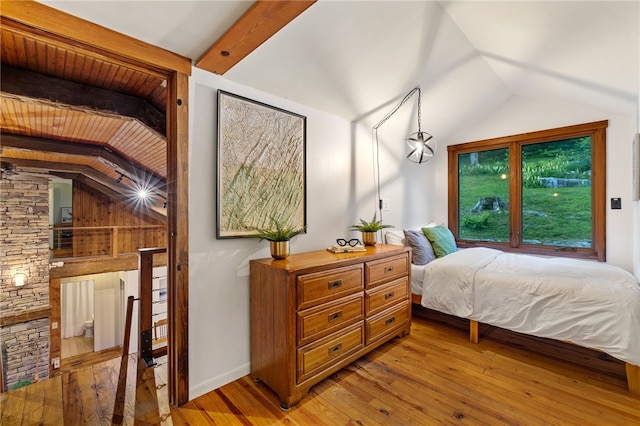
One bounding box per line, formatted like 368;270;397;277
419;247;640;365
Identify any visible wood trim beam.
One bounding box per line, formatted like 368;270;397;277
1;133;167;193
0;305;52;327
49;253;167;279
166;70;190;406
49;278;61;378
0;1;191;76
1;66;166;136
196;0;316;74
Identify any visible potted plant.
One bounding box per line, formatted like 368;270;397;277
250;217;307;259
350;212;393;246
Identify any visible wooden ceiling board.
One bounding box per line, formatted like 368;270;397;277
108;121;166;176
1;26;167;110
0;2;193;206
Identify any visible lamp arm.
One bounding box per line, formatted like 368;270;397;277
371;86;421;226
372;87;421;131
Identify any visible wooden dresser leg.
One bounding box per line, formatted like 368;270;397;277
469;320;479;344
626;363;640;398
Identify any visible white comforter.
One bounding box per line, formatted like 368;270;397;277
420;247;640;365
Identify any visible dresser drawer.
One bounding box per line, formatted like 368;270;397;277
297;265;364;309
297;323;364;383
365;277;408;316
365;301;410;345
365;253;409;288
297;293;364;346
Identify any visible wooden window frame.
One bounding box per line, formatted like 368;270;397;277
448;120;608;261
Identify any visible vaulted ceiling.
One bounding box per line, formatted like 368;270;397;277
1;1;638;212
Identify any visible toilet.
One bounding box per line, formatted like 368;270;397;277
83;319;94;338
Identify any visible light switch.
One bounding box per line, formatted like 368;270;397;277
611;198;622;209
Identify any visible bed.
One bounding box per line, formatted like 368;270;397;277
385;228;640;397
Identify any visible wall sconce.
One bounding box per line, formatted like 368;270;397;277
13;271;27;287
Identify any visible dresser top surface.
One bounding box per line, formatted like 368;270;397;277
250;244;410;272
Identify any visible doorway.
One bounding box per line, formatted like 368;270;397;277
2;3;190;405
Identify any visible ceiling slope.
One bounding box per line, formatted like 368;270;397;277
38;1;638;137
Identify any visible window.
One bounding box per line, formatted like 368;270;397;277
448;121;607;261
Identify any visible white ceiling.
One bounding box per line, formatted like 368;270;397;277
40;0;639;137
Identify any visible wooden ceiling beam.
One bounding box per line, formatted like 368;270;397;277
1;133;166;193
1;66;166;136
0;2;191;76
196;0;316;75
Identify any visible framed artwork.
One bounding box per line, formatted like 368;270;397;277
60;207;72;223
216;90;306;238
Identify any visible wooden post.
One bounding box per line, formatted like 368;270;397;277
113;295;136;424
138;247;167;367
626;363;640;398
470;320;479;344
112;227;119;258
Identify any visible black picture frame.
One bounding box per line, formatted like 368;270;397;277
216;90;307;238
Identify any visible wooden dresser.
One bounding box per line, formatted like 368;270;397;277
250;244;411;408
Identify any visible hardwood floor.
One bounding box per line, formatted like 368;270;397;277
61;335;94;359
2;308;639;425
59;346;123;375
0;354;170;425
172;307;640;425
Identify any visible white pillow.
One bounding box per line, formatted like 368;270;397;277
384;230;405;246
385;223;438;246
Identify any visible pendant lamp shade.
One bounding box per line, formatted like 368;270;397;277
405;131;436;164
372;86;436;165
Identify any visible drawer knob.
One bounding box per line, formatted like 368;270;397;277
328;279;343;290
328;343;342;356
328;311;343;322
385;266;394;273
384;291;395;300
385;316;396;326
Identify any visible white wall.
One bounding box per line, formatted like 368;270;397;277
432;95;637;272
635;35;640;281
50;180;72;225
188;69;640;398
61;271;121;352
189;68;360;398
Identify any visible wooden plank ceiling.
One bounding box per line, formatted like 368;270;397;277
0;18;168;214
0;0;316;218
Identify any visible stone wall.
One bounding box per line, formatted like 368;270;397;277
0;319;50;388
0;171;51;389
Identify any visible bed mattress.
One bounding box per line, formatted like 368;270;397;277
417;247;640;365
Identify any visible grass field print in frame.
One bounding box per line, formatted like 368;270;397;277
217;90;306;238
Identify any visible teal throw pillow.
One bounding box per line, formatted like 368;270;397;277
421;225;457;258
